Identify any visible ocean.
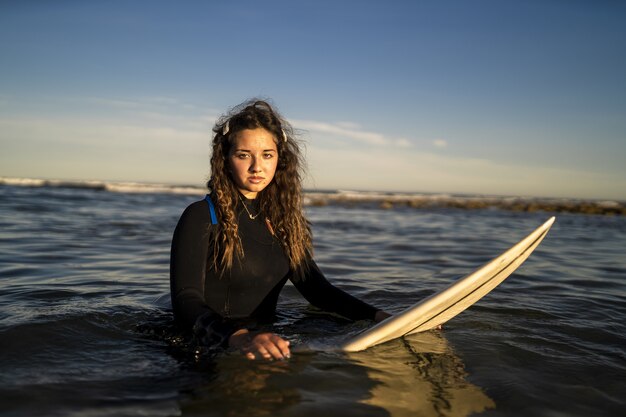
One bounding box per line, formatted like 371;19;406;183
0;180;624;417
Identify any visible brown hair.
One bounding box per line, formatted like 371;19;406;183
207;99;312;273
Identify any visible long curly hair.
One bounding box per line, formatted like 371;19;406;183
207;99;312;273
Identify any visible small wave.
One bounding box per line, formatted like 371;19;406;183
3;176;625;215
0;177;205;196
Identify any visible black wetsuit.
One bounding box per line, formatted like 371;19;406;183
169;196;378;347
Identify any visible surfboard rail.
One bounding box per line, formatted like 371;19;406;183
340;217;556;352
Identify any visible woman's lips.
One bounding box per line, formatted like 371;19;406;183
248;176;264;184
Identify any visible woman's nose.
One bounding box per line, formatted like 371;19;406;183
249;157;261;173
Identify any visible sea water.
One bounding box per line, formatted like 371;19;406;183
0;182;624;417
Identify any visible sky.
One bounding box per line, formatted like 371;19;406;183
1;0;625;200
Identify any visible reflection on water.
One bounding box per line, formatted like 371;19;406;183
354;332;494;417
174;330;493;417
177;351;386;416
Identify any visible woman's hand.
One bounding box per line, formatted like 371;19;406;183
228;329;291;361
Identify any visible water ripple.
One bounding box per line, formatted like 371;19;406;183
1;185;625;416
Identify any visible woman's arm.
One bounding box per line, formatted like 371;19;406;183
291;257;389;321
170;201;238;346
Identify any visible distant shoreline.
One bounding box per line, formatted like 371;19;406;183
304;191;625;216
1;177;624;216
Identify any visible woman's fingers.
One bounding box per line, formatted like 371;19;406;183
256;345;272;360
276;338;291;358
263;336;291;360
266;333;290;358
244;332;291;361
262;344;283;360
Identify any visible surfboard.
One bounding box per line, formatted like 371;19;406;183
340;216;556;352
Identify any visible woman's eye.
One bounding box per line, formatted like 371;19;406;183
236;153;250;159
263;153;274;159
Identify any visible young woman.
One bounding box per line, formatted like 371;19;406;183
170;99;390;361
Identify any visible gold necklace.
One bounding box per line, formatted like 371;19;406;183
238;193;261;220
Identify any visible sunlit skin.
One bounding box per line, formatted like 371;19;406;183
227;128;278;199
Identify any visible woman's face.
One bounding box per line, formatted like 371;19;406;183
228;128;278;199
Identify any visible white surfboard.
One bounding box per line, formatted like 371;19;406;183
340;217;556;352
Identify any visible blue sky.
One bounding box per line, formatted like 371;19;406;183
1;0;625;199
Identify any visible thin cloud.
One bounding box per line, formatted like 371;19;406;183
83;96;183;108
291;119;412;148
64;96;221;131
82;97;144;109
433;139;448;148
306;144;626;199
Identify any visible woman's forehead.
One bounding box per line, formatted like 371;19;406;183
232;128;277;150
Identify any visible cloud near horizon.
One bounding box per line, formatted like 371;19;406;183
305;143;626;200
433;139;448;148
291;119;412;148
1;96;624;200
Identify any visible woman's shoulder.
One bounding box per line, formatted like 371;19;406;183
185;198;210;212
171;199;215;251
177;198;212;226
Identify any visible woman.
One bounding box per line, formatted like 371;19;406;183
170;99;390;361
